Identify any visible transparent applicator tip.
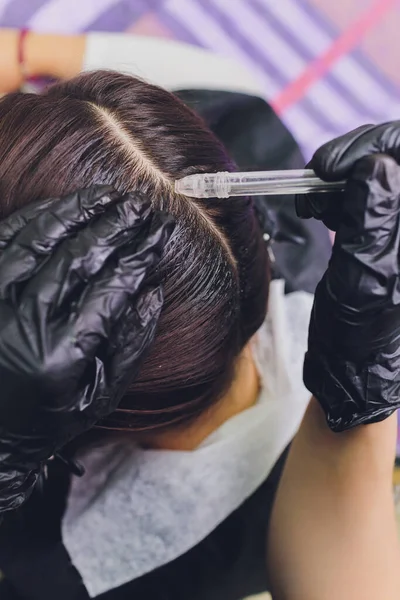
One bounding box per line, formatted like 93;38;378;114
175;169;346;199
175;172;230;198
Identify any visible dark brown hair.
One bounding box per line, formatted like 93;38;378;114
0;71;269;433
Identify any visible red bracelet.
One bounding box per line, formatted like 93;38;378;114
18;28;35;83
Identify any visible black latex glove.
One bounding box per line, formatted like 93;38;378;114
303;152;400;431
296;121;400;230
0;186;174;512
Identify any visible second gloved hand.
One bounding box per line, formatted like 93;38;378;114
296;121;400;229
302;152;400;431
0;186;174;512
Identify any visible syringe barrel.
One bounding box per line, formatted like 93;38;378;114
175;169;345;198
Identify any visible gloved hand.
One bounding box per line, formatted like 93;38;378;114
296;121;400;229
301;143;400;431
0;186;174;512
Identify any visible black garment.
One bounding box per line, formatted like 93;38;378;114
0;450;287;600
0;90;329;600
0;456;88;600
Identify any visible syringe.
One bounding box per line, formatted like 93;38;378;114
175;169;346;198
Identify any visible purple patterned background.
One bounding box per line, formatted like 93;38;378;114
1;0;398;159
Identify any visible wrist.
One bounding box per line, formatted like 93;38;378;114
304;397;397;482
25;33;86;80
0;29;23;92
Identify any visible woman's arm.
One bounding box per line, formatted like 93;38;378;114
267;398;400;600
0;29;263;96
0;29;85;92
0;29;23;92
25;32;86;80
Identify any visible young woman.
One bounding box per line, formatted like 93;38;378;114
0;67;313;600
0;30;398;600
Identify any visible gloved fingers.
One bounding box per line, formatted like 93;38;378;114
0;186;119;299
337;154;400;241
310;121;400;180
295;189;343;230
0;197;58;250
11;286;165;436
19;193;159;313
328;154;400;306
296;143;400;230
71;211;173;368
61;217;171;424
0;467;39;513
295;157;345;228
84;287;164;422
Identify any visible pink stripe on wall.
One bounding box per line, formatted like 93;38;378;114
127;12;174;38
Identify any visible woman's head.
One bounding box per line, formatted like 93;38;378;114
0;71;269;433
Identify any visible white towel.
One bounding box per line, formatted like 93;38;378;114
62;280;313;597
